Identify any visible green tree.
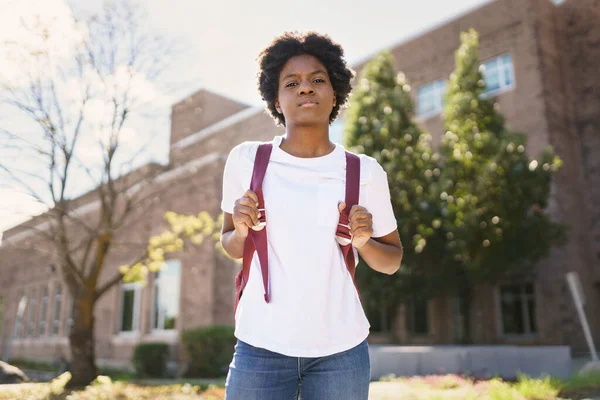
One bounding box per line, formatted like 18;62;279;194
344;51;444;334
439;29;566;342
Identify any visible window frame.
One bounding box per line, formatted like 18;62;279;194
39;286;49;337
51;284;62;337
416;79;446;119
406;295;430;336
118;282;142;335
481;53;515;97
26;288;37;338
497;282;537;337
152;260;182;332
13;289;27;339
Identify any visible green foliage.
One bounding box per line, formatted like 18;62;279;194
8;357;57;372
0;371;223;400
344;30;566;341
514;373;561;399
132;343;170;378
181;326;236;378
439;29;566;285
559;369;600;395
345;51;445;329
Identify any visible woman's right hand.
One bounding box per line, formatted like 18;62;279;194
232;189;261;238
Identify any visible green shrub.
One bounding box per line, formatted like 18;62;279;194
8;357;56;372
181;325;236;378
514;373;561;399
132;342;170;378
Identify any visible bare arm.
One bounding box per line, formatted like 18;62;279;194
220;189;261;259
357;230;403;275
344;203;403;275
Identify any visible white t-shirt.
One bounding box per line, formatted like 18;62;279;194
221;134;397;357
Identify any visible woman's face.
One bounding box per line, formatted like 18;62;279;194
275;54;336;127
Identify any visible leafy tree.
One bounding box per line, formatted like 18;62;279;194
438;29;566;342
344;51;444;334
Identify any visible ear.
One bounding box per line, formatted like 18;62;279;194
333;93;337;107
275;99;282;114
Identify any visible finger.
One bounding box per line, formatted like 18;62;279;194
237;197;259;211
349;205;366;220
350;211;372;222
350;218;372;233
234;205;260;226
244;190;259;206
338;202;346;214
352;226;373;238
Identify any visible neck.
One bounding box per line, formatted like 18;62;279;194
280;124;334;158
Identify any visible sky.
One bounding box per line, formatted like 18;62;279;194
0;0;491;234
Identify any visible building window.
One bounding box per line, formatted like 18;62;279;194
417;79;446;118
481;54;514;96
66;294;74;335
499;283;537;335
364;292;395;333
26;288;37;338
39;286;49;336
119;282;142;333
13;289;26;339
406;295;429;335
51;284;62;336
153;260;181;331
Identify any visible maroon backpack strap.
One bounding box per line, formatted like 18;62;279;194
336;152;361;288
235;143;272;315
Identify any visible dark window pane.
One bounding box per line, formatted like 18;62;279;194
407;296;429;335
121;290;134;331
528;297;537;333
163;316;176;330
153;286;159;330
501;285;524;334
525;283;534;295
367;295;394;333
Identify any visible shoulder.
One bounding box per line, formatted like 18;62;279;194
343;149;387;183
227;139;273;166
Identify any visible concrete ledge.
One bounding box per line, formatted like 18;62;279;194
369;345;572;380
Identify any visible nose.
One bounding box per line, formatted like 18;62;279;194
298;79;315;96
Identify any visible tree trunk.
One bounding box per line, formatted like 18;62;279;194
66;295;98;389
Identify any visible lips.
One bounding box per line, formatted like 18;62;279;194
298;99;318;107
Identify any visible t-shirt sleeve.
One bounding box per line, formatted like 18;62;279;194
221;144;246;214
363;160;398;238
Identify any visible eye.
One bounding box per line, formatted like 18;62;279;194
314;78;325;83
285;82;297;87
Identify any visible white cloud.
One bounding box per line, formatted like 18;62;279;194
0;0;86;87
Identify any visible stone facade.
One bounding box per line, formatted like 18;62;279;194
0;0;598;368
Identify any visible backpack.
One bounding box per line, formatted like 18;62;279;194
234;143;361;314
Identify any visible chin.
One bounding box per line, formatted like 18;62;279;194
290;116;330;127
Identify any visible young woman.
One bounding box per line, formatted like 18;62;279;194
220;31;403;400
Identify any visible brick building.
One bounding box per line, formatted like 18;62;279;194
0;0;598;369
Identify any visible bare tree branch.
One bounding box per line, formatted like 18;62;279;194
94;248;147;301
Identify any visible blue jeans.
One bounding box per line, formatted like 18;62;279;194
225;339;371;400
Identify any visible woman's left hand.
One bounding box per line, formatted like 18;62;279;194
339;202;373;249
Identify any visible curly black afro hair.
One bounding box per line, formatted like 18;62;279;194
256;31;355;127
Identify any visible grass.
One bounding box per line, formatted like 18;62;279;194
370;370;600;400
0;369;598;399
8;357;58;372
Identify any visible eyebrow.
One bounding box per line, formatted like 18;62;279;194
281;69;328;82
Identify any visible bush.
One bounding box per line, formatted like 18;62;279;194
181;325;236;378
132;342;170;378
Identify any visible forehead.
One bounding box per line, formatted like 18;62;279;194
279;54;327;79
